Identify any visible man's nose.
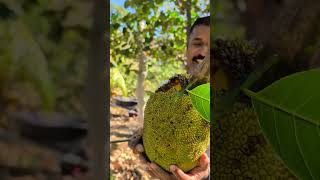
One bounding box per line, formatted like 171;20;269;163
197;45;209;56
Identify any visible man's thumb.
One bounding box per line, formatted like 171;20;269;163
199;154;209;168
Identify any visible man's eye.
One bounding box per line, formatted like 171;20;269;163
193;43;202;46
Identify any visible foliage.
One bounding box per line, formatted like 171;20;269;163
110;0;209;98
0;0;91;113
244;68;320;179
110;66;128;96
213;0;245;40
0;15;55;110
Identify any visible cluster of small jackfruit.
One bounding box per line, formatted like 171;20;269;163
155;74;189;93
143;77;210;172
211;102;296;179
213;39;262;81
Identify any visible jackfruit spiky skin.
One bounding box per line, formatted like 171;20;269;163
213;39;261;81
211;103;297;179
143;86;210;172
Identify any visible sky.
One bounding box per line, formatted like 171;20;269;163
110;0;125;7
110;0;136;14
110;0;209;16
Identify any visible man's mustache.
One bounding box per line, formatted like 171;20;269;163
192;55;206;63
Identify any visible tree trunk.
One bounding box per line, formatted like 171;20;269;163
244;0;320;63
86;0;107;179
136;51;147;124
186;0;192;45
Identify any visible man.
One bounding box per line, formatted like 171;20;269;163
129;16;210;180
186;16;210;82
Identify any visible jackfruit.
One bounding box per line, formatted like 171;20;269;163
211;38;296;178
211;102;297;179
143;75;210;172
213;39;261;82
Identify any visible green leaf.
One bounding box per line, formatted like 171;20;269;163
110;67;128;97
111;3;128;16
187;83;210;122
9;20;55;110
244;68;320;180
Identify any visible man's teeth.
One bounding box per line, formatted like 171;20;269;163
194;59;203;63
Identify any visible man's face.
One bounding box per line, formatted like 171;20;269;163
186;25;210;76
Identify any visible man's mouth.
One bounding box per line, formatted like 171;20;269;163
192;55;205;64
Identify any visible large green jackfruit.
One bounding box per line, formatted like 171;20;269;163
143;76;210;172
211;103;297;179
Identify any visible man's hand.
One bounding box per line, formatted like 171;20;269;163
128;128;210;180
128;127;149;163
146;155;211;180
147;153;209;180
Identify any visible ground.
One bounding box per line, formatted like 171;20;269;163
110;105;152;180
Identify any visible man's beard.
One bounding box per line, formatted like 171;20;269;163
189;54;210;82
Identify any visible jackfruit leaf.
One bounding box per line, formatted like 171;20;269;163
187;83;210;122
243;68;320;180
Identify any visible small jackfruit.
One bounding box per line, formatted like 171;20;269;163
213;39;261;82
211;103;297;179
143;75;210;172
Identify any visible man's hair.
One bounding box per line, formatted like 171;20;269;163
189;16;210;36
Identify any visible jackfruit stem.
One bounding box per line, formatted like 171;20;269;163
179;78;197;96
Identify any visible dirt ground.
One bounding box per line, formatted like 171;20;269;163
110;105;152;180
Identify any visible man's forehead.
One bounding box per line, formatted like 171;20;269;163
190;25;209;41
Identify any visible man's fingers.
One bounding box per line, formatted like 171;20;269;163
128;127;143;149
128;134;139;149
188;167;209;179
135;144;145;153
199;154;210;169
170;165;192;180
192;153;209;171
189;154;210;176
132;143;144;154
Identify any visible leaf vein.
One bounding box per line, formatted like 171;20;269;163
201;97;208;119
293;116;315;180
244;89;319;126
293;95;314;112
187;90;210;102
273;108;282;159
